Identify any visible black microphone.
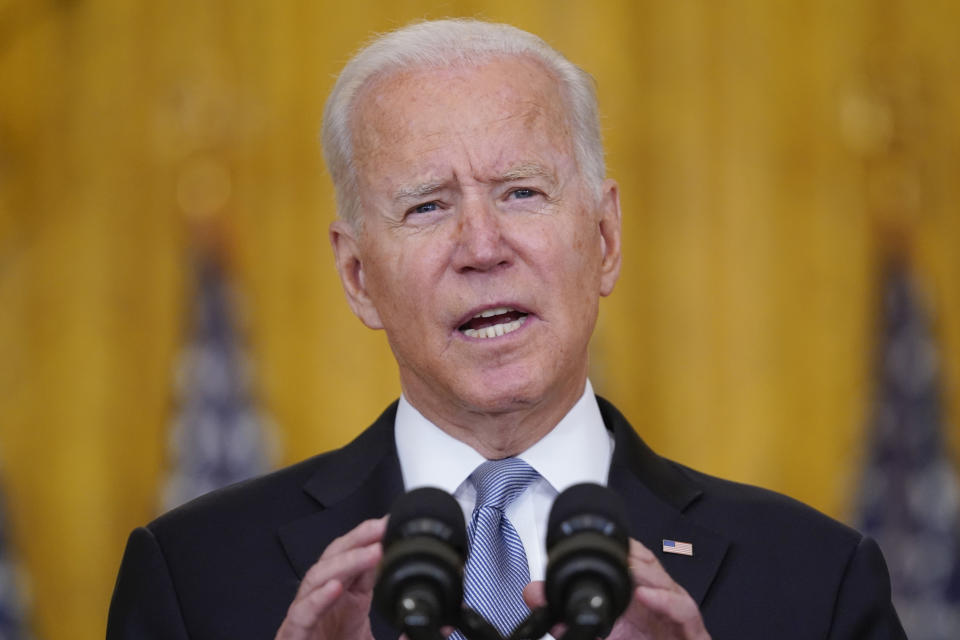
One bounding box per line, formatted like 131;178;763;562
543;483;632;639
373;487;468;640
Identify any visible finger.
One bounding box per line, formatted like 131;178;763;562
321;516;387;559
628;538;678;591
629;538;657;563
520;581;567;637
522;580;546;609
298;541;382;597
276;579;343;639
353;546;384;593
635;585;709;637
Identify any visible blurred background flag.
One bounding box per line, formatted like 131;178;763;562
0;486;30;639
161;247;279;511
856;264;960;640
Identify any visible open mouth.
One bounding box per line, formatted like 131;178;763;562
457;306;530;339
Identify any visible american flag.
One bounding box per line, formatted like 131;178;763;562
0;486;31;639
855;264;960;640
662;539;693;556
161;252;278;511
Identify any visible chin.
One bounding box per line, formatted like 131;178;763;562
453;370;546;415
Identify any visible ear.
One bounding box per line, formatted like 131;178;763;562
597;178;622;297
329;219;384;330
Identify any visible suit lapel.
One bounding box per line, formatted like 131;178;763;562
599;397;729;605
276;403;404;639
276;402;404;579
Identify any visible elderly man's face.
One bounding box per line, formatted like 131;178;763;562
331;56;621;426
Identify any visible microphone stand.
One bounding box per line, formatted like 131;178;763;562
452;603;608;640
506;605;612;640
506;606;553;640
453;606;568;640
455;607;506;640
400;608;503;640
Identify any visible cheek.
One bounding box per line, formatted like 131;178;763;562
556;219;602;280
358;242;407;315
515;215;600;290
364;238;446;315
572;232;593;263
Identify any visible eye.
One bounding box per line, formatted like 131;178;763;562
409;201;439;215
509;188;537;200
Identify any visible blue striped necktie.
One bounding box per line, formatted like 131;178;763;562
456;457;539;639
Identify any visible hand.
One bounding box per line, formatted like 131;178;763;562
522;539;710;640
607;539;711;639
275;517;387;640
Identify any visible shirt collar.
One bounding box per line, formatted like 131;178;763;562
395;380;612;493
395;395;487;495
517;379;612;492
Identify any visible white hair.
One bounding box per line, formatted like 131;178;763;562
321;18;606;226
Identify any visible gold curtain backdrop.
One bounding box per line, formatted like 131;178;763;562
0;1;958;638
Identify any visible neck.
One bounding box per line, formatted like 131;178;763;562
401;376;587;460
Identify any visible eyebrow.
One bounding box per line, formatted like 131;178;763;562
498;163;556;185
391;163;558;203
393;181;447;203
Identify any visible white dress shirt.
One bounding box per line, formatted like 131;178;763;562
394;380;614;582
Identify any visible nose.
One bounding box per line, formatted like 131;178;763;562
451;197;512;273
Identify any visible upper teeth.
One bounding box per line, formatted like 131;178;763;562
474;306;512;319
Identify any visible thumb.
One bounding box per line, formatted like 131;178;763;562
522;581;568;640
522;580;547;609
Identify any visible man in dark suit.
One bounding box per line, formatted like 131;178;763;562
108;19;905;640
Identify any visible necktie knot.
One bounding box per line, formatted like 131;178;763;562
471;457;538;512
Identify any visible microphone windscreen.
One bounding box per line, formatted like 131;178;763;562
546;483;628;549
384;487;467;556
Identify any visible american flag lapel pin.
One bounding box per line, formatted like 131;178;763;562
662;539;694;556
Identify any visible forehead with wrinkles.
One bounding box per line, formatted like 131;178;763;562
349;55;576;188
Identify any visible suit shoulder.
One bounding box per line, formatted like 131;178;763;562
671;459;862;547
147;401;398;538
661;461;904;637
600;396;861;547
147;449;330;539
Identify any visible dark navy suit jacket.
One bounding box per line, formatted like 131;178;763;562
107;398;905;639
